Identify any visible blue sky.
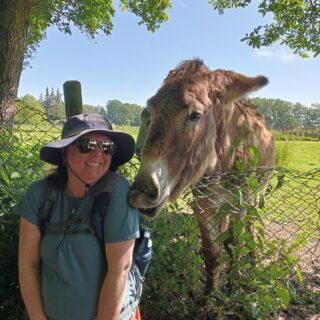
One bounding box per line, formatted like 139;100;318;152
18;0;320;108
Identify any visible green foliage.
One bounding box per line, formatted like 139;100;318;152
250;97;320;137
83;104;106;116
39;88;65;120
15;95;46;125
106;100;143;126
0;131;46;319
139;213;204;320
25;0;171;60
120;0;171;32
209;152;300;319
209;0;320;57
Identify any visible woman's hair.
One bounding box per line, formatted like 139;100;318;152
46;163;68;189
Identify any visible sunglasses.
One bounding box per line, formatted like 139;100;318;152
75;138;117;155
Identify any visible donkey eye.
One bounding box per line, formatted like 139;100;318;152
188;112;202;122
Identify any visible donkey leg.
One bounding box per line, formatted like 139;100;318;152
192;183;230;294
199;229;223;293
195;209;229;294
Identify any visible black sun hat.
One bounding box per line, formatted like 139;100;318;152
40;113;135;170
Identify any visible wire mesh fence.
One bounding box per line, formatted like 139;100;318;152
0;102;319;319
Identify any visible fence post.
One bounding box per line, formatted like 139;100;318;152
63;81;83;118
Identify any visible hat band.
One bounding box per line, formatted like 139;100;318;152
62;123;112;139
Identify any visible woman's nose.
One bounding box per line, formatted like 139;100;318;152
92;143;103;154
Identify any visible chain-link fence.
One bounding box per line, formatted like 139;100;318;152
1;103;319;319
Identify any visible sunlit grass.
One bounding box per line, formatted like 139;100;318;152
115;125;139;140
275;141;320;171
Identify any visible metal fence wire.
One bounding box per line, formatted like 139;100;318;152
1;102;319;319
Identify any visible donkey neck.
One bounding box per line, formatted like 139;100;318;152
206;101;251;174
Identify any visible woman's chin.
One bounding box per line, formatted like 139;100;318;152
83;173;105;186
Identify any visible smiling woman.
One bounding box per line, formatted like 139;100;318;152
15;113;143;320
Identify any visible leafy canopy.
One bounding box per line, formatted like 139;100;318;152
25;1;319;58
209;0;320;57
26;0;172;58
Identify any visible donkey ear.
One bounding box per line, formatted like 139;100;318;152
164;69;179;81
210;70;268;103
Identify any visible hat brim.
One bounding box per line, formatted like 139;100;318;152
40;128;135;169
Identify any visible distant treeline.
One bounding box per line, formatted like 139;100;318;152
250;97;320;135
16;88;144;126
16;89;320;134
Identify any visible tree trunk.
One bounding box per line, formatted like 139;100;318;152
0;0;31;128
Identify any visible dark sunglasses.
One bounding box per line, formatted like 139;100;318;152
75;138;117;155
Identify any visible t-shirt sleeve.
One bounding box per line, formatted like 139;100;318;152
14;178;46;226
103;174;140;243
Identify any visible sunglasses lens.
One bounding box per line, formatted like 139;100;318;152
76;139;96;153
101;141;117;155
76;139;116;155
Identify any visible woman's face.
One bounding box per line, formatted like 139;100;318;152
65;133;112;186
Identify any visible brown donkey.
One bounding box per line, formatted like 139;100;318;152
129;59;275;293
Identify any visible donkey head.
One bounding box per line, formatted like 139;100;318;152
129;59;268;217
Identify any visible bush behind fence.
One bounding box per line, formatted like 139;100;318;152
0;104;319;319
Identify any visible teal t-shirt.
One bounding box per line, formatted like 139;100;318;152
15;173;140;320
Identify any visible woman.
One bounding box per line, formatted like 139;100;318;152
16;113;141;320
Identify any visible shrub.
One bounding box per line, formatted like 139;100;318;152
0;131;45;319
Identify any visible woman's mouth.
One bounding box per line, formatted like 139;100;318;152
85;162;102;167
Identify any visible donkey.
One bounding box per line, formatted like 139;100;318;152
129;59;275;293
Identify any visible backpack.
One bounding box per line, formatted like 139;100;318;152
38;172;152;318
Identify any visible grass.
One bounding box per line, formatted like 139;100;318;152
275;141;320;171
271;129;320;142
114;125;139;140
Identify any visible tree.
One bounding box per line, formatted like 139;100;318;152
210;0;320;57
106;100;143;126
39;87;65;120
251;96;320;137
83;104;106;116
0;0;171;127
42;87;50;112
15;94;46;125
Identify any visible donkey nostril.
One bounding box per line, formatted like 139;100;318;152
132;180;159;202
147;188;158;201
142;184;158;200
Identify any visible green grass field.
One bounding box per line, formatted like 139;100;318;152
115;125;139;140
275;141;320;171
13;124;319;172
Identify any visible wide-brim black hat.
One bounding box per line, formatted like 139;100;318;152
40;113;135;170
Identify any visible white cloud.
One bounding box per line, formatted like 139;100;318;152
254;48;296;63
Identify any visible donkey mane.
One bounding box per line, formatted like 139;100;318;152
164;58;210;82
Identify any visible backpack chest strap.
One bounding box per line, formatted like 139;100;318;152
45;226;95;236
44;215;95;236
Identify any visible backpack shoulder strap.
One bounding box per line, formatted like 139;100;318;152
92;171;119;197
39;179;57;237
90;172;119;246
